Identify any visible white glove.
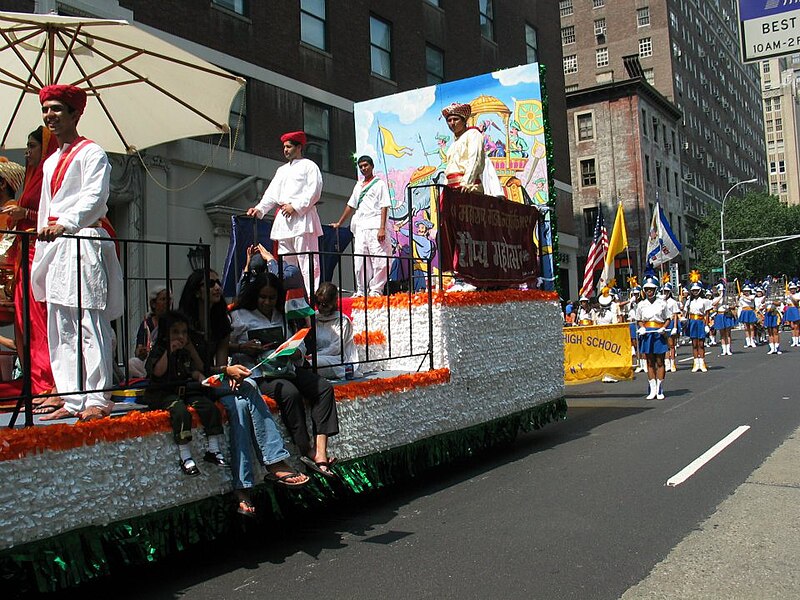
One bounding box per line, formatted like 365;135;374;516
704;325;710;334
670;328;678;336
637;326;647;336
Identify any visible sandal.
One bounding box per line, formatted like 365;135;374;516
180;458;200;476
237;499;256;517
264;469;309;487
300;455;338;479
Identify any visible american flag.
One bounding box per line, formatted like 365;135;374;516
580;206;608;297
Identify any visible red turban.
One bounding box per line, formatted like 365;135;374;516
441;102;471;121
280;131;307;146
39;84;87;116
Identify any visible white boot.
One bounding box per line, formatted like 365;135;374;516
635;359;646;373
699;358;708;372
656;379;665;400
768;343;775;354
664;358;671;372
691;358;700;372
670;358;677;372
776;344;782;355
646;378;657;400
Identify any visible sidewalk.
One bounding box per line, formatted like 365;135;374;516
622;426;800;599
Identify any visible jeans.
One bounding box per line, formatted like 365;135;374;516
218;378;290;490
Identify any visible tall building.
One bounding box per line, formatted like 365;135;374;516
4;0;577;320
560;0;765;267
759;55;800;206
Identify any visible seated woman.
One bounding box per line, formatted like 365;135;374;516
178;269;308;516
128;284;170;378
313;282;361;380
230;272;339;478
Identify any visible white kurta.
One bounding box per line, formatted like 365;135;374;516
347;177;391;295
314;310;361;379
444;128;485;193
30;139;122;413
253;158;323;295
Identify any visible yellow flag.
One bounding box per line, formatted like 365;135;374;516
597;202;628;290
378;126;413;158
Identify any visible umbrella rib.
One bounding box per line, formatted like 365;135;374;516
52;25;84;84
0;29;46;88
0;63;42;148
53;28;147;86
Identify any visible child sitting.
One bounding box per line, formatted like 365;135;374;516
314;282;362;380
143;310;227;476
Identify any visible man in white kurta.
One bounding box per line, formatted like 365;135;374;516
441;102;485;194
247;131;323;297
331;155;391;296
32;84;123;421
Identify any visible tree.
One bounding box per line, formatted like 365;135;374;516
693;191;800;281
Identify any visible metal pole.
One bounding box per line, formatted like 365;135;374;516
720;178;757;283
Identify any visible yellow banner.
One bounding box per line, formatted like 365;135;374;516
564;323;633;385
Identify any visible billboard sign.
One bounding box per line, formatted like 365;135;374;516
738;0;800;62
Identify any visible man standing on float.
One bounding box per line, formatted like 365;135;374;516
32;84;123;422
441;102;485;194
247;131;323;297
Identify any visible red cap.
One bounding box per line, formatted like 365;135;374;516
39;84;88;116
280;131;307;146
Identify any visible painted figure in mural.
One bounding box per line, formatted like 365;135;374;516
32;84;124;422
411;217;436;291
247;131;323;298
425;133;449;169
331;156;391;297
441;102;485;194
508;120;529;158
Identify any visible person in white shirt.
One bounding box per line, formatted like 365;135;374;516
784;281;800;346
684;282;714;372
635;276;672;399
662;283;681;373
330;156;391;297
441;102;485;194
574;296;594;326
737;285;758;348
31;84;123;422
247;131;323;298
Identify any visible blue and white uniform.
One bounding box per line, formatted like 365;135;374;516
738;293;757;324
685;295;712;339
635;297;671;354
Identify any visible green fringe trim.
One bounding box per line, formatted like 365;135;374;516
0;398;566;595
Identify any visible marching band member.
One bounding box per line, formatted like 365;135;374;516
754;287;768;345
574;296;594;326
713;298;737;356
785;281;800;347
635;275;671;400
764;298;784;355
738;285;758;348
594;287;619;325
684;279;714;372
661;283;681;373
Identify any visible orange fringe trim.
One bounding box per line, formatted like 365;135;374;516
332;368;450;401
350;289;557;310
353;330;387;345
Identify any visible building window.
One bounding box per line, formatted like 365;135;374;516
779;160;786;173
577;113;594;140
525;24;539;63
593;0;605;8
645;154;650;182
774;96;782;110
565;84;578;92
424;0;440;5
303;101;330;171
563;54;578;75
212;0;246;15
561;26;576;46
559;0;573;17
583;206;598;237
594;18;606;36
639;37;653;57
426;45;444;85
637;6;650;27
370;15;392;79
479;0;494;41
762;61;770;73
300;0;327;51
580;158;597;187
596;48;609;67
643;68;655;85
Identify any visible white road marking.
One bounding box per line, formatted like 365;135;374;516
666;426;751;487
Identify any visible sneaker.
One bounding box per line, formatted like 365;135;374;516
203;451;227;467
776;350;783;355
180;458;200;476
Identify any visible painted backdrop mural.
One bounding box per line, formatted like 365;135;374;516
353;63;553;290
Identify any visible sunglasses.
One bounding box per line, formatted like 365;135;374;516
207;279;222;288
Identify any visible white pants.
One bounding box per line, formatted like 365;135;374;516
48;304;114;414
353;228;391;295
278;233;320;297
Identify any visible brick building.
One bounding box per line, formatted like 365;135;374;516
3;0;578;307
560;0;765;267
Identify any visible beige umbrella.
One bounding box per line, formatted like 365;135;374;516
0;11;245;154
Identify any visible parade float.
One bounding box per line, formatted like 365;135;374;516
0;61;565;593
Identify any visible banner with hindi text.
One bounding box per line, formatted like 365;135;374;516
438;187;539;287
564;323;633;384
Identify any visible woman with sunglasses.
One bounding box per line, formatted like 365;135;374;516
178;269;308;517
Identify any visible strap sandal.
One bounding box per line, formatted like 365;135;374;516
237;499;256;517
180;458;200;476
264;469;309;487
203;451;228;467
300;455;339;479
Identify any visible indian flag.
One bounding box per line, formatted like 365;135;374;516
285;287;315;320
201;373;225;388
267;327;310;360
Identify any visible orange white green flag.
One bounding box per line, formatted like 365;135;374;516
285;288;315;320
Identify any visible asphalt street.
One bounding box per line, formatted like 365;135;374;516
50;330;800;600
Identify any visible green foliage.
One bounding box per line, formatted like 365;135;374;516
694;191;800;280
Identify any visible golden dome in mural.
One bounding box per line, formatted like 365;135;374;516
469;94;511;116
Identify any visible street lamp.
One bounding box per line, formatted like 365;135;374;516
720;178;758;282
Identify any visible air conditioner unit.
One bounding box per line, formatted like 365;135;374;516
708;160;715;167
699;49;706;57
702;106;710;113
724;127;732;133
683;141;690;150
664;142;671;150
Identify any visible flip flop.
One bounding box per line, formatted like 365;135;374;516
300;455;338;479
264;470;309;487
237;499;256;517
